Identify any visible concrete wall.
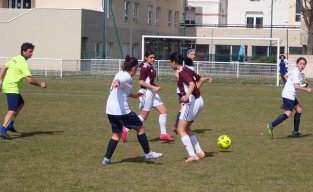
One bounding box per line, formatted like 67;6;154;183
0;8;82;59
227;0;299;26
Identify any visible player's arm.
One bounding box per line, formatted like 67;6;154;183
138;80;160;92
129;92;143;98
181;81;195;103
197;76;213;89
294;83;312;93
25;76;47;88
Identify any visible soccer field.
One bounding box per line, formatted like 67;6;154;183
0;77;313;192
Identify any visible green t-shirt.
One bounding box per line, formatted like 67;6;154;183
2;55;32;94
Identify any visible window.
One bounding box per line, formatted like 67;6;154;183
8;0;31;9
106;42;113;58
124;1;130;21
255;17;263;28
289;47;302;54
246;17;254;28
155;7;161;25
122;43;130;58
246;13;263;28
147;5;153;24
133;2;139;22
132;43;139;58
174;11;179;27
95;42;102;59
168;10;173;26
295;0;301;22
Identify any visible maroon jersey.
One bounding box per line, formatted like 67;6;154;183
139;62;157;88
177;66;201;102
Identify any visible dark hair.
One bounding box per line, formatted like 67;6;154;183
184;57;194;66
21;42;35;54
144;50;155;59
296;57;307;65
169;52;184;65
123;55;138;71
279;54;286;60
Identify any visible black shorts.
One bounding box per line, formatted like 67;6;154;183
281;98;299;111
107;111;143;133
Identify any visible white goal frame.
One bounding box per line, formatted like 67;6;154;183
141;35;281;86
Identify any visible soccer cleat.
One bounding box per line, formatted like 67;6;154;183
144;151;163;160
121;127;128;142
160;134;175;141
0;132;11;140
292;131;302;137
196;151;205;159
102;157;112;165
7;126;17;133
185;156;200;163
267;124;273;137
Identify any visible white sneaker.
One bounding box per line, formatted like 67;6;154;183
144;151;163;160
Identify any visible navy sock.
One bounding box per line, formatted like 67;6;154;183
137;133;150;154
8;120;14;128
174;112;181;129
271;114;288;128
104;139;118;159
1;126;7;133
294;112;301;132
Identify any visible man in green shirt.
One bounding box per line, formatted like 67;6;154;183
0;43;47;140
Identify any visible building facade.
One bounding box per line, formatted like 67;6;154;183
0;0;183;59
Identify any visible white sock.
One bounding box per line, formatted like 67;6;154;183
190;135;202;153
159;114;167;134
181;135;196;156
138;115;144;122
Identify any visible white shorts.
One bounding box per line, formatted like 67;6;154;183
138;88;164;111
180;96;204;121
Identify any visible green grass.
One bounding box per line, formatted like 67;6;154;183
1;77;313;192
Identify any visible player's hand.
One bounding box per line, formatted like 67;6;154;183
207;77;213;84
40;82;47;88
112;80;120;88
153;86;161;92
307;87;312;93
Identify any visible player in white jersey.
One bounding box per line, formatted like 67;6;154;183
102;56;163;165
267;57;312;137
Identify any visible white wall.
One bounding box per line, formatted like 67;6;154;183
227;0;296;26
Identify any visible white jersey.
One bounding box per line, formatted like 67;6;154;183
282;67;301;100
106;71;133;115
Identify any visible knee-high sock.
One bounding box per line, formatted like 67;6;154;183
104;139;118;159
294;112;301;132
271;114;288;128
159;114;167;134
181;135;196;157
137;133;150;154
190;135;202;153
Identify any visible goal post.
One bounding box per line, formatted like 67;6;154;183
141;35;281;86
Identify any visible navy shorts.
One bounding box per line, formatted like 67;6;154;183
107;111;143;133
6;93;24;111
281;98;299;111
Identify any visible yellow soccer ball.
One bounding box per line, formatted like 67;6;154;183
217;135;232;150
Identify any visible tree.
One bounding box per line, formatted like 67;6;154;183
301;0;313;54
